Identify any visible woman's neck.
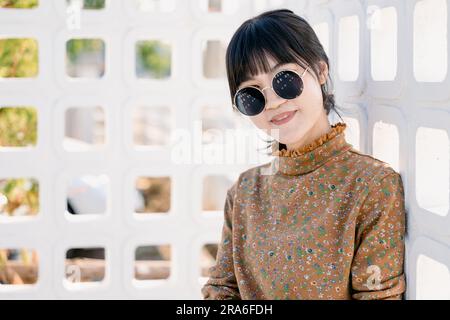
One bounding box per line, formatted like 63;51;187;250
285;117;332;151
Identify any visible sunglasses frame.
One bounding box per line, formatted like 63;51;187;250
233;66;310;116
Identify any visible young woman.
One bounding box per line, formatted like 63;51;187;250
201;9;406;300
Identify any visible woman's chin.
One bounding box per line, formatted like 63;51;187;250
276;129;307;147
277;135;304;147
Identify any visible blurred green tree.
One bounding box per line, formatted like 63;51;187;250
80;0;105;9
66;38;104;64
0;178;39;216
0;39;38;77
136;40;171;79
66;0;105;9
0;0;38;8
0;107;37;147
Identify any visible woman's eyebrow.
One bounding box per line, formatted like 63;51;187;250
241;62;291;84
270;61;291;73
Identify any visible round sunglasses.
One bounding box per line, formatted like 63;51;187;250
233;67;309;116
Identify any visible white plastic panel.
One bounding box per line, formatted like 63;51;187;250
1;0;449;300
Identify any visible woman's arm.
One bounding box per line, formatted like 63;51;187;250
201;183;241;300
350;171;407;300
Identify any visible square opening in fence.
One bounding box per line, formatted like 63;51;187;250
134;176;171;214
0;178;39;219
414;0;447;82
416;253;450;299
0;38;38;78
132;106;171;147
0;0;38;8
372;121;400;172
0;107;37;148
199;243;218;283
415;127;449;217
66;174;109;216
370;6;397;81
199;0;238;14
64;106;105;151
134;0;175;12
202;175;234;212
66;0;105;10
66;38;105;78
65;247;105;284
135;40;171;79
202;39;227;79
338;15;359;81
134;244;171;281
0;248;38;285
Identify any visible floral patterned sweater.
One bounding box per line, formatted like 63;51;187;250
201;122;406;300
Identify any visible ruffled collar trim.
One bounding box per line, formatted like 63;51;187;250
267;122;353;175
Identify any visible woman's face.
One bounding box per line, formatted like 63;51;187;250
237;55;330;150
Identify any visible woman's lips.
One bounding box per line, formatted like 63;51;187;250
270;110;297;126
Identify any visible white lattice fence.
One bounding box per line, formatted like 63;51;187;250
0;0;449;299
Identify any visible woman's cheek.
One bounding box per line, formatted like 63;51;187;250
301;87;324;116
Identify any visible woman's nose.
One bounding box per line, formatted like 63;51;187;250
262;87;285;110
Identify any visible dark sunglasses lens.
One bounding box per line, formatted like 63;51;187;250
234;87;265;116
273;70;303;99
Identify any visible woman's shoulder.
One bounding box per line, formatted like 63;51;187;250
345;146;401;181
343;148;406;207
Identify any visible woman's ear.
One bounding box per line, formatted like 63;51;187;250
318;61;328;85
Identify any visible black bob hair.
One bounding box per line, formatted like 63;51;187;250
225;8;344;154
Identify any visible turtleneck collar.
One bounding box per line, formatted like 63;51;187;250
268;122;353;176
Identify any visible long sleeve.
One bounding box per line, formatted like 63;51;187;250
201;183;241;300
350;171;407;300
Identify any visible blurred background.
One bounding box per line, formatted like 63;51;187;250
0;0;449;299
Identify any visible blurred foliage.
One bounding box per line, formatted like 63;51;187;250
66;38;105;64
0;178;39;216
81;0;105;9
0;0;38;8
0;107;37;147
66;0;105;9
0;39;38;78
136;40;171;79
0;248;38;285
135;177;171;213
